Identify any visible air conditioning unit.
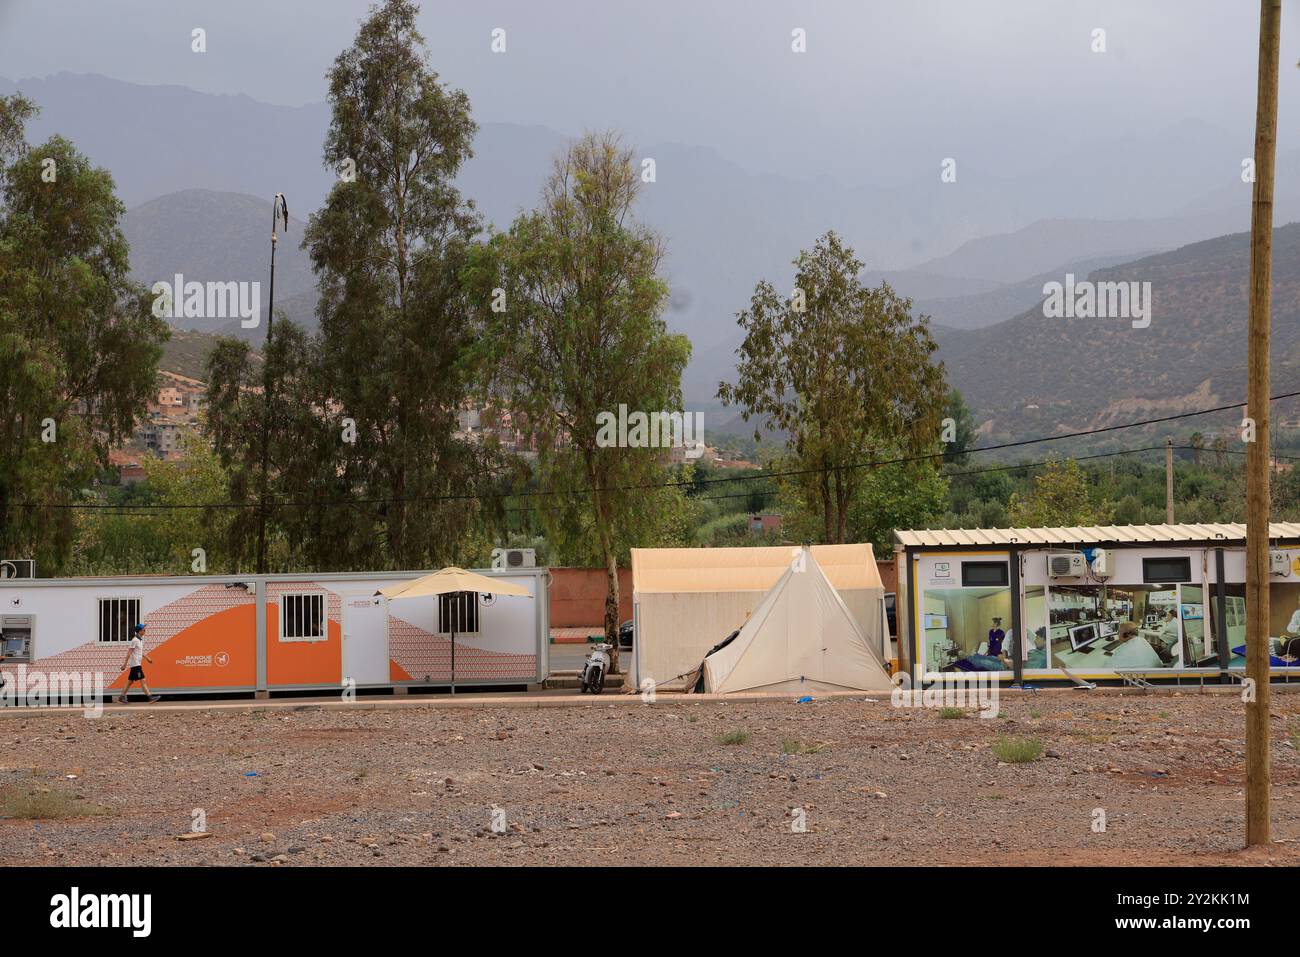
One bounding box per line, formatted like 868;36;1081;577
0;559;35;579
1089;548;1111;577
491;547;536;569
1270;550;1292;577
1047;553;1086;578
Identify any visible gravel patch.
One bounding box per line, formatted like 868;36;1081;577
2;693;1298;866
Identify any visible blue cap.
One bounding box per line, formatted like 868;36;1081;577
133;623;146;632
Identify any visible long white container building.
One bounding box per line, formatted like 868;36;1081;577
0;568;549;696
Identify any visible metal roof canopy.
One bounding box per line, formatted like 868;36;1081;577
894;522;1300;549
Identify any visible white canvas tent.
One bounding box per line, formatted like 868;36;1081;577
631;543;886;690
702;548;893;693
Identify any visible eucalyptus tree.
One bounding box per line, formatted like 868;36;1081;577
207;0;494;570
465;131;691;667
0;94;167;569
719;231;947;544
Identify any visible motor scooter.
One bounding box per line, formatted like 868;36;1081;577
580;642;611;694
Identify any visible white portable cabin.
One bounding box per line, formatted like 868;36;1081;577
630;543;888;691
0;568;549;696
894;522;1300;684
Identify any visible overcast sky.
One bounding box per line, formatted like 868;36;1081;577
1;0;1297;186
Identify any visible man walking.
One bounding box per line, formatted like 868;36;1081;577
117;622;159;703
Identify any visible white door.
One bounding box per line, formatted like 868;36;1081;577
342;595;390;686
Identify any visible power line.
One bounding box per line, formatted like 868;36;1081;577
504;444;1174;516
523;386;1300;497
47;443;1172;517
1171;443;1300;462
8;387;1299;514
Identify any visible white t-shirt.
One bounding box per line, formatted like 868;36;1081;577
128;636;144;667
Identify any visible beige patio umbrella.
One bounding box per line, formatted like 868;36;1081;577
377;568;532;694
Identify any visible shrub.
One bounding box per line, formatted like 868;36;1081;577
0;785;112;820
992;737;1043;763
717;729;752;746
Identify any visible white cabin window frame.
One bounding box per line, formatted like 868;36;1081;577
96;597;143;644
279;592;327;642
438;592;480;636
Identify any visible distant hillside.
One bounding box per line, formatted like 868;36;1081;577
936;222;1300;444
1;72;335;211
122;189;315;344
159;329;261;382
860;269;1003;303
920;214;1252;285
915;251;1160;331
14;72;1299;404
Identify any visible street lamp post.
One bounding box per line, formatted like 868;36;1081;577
256;192;289;575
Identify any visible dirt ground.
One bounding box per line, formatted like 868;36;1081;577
3;690;1300;866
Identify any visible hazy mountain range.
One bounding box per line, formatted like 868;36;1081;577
935;222;1300;446
6;70;1298;428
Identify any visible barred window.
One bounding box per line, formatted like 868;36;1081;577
280;593;325;641
98;598;141;643
438;592;479;635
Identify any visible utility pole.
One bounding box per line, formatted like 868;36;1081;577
1245;0;1280;847
256;193;289;575
1165;438;1175;523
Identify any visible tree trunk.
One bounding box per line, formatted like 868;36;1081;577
391;165;409;568
820;468;834;544
603;537;621;676
593;488;621;675
834;469;850;544
392;462;406;567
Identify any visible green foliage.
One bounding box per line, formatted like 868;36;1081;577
0;95;37;171
70;429;236;575
1007;458;1111;527
205;321;340;569
693;511;750;546
718;231;947;542
540;476;698;567
0;98;167;571
716;729;752;746
1272;464;1300;519
705;431;766;463
775;454;947;557
160;330;243;381
464;130;691;656
938;450;1247;533
848;460;948;555
205;0;494;571
941;389;977;466
9;23;1265;578
992;737;1043;763
781;738;826;754
0;783;113;820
